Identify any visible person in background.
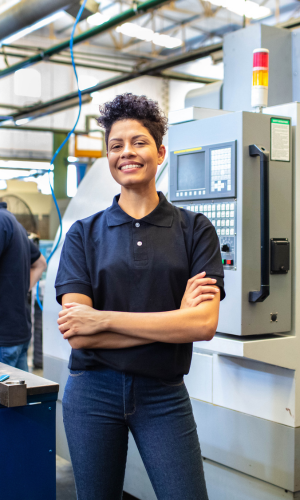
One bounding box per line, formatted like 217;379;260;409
0;201;47;371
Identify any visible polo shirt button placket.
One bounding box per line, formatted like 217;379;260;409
132;220;148;265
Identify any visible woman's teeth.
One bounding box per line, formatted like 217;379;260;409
120;164;143;170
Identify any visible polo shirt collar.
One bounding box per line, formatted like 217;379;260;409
0;202;7;209
106;192;174;228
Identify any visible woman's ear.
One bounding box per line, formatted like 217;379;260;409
158;145;166;165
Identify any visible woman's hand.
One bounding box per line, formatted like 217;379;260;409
57;303;106;339
180;272;219;309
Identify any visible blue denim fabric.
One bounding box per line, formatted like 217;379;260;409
62;367;209;500
0;340;30;371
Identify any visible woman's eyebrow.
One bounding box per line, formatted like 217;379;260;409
109;134;149;142
132;134;148;140
109;137;123;142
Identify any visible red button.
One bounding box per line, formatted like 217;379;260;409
226;259;233;265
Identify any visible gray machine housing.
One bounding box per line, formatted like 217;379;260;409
169;111;292;336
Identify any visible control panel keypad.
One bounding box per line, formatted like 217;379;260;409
182;199;237;270
211;148;232;194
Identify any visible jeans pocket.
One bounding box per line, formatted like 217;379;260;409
69;370;85;377
159;377;184;387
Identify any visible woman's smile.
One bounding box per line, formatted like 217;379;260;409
119;161;144;172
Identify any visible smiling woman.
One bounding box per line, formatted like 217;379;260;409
55;93;225;500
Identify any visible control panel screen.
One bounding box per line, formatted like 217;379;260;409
210;147;232;194
177;152;205;191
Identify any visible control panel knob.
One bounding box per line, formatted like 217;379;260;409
221;244;230;252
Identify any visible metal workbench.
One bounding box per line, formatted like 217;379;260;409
0;362;59;500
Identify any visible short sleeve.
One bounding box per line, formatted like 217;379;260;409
55;222;93;305
29;239;41;264
190;217;225;300
0;214;13;257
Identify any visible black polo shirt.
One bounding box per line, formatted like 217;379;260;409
55;192;225;380
0;202;41;346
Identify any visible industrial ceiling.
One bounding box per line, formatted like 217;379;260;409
0;0;299;123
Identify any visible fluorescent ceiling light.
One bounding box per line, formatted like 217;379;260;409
0;0;21;16
1;11;65;46
87;12;110;26
15;118;30;126
116;23;154;41
116;23;183;49
210;0;271;18
152;33;182;49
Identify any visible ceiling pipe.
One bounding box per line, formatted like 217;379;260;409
0;42;222;124
0;0;172;80
0;49;131;73
10;94;92;124
0;0;77;43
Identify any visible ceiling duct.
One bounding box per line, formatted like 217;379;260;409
0;0;78;44
65;0;99;21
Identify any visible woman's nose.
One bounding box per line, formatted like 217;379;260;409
121;143;136;156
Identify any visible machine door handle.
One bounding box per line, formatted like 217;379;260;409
249;144;270;303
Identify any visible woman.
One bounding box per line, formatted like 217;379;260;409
55;93;225;500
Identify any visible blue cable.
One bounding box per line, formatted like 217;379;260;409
36;0;88;311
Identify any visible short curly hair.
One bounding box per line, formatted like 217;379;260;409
97;93;168;151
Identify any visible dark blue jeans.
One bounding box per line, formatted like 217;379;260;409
62;367;209;500
0;341;30;371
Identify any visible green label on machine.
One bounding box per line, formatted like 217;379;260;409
270;117;290;162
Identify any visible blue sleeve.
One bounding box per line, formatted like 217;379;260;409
0;214;13;258
190;217;225;300
55;222;93;305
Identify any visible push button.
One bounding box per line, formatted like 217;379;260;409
226;259;233;265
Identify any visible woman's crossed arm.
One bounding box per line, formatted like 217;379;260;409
58;272;220;349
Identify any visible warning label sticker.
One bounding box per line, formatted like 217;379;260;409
270;117;290;162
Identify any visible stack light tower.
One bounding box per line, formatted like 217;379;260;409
251;48;269;112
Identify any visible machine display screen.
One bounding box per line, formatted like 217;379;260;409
177;152;205;191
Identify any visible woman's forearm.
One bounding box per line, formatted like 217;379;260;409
106;311;211;343
69;332;155;350
104;295;220;343
59;287;220;344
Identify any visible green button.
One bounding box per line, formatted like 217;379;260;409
222;259;225;265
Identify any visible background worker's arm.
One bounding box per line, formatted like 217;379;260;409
29;254;47;291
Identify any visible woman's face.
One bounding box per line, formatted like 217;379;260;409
107;119;166;190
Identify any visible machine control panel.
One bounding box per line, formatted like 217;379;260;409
169;141;236;202
170;141;237;270
179;199;237;270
